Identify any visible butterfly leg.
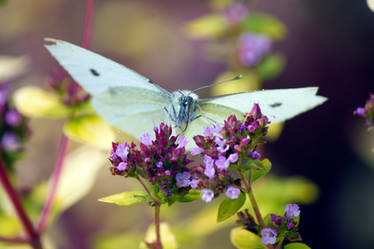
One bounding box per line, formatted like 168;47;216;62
196;104;216;124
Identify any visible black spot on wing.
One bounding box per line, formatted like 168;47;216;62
269;102;282;108
90;68;100;76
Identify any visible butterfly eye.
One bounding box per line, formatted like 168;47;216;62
184;101;188;106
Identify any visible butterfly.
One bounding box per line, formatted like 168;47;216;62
44;38;327;145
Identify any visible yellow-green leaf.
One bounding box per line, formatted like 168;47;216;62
99;190;151;207
242;13;286;40
140;222;178;249
217;192;246;222
64;114;115;150
0;55;29;82
251;159;272;183
93;233;143;249
284;243;311;249
231;227;266;249
256;54;285;81
14;86;70;118
52;146;106;214
211;70;260;96
185;14;228;39
177;190;201;202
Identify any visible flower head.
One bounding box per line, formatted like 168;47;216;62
140;132;153;146
223;2;248;25
261;228;277;245
176;171;191;187
285;204;300;219
201;188;214;202
354;93;374;126
225;186;240;199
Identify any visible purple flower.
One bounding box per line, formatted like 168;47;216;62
177;136;189;148
190;178;199;189
204;155;214;168
201;188;214;202
215;156;230;171
176;171;191;187
227;153;238;163
238;33;272;67
261;228;277;245
287;222;295;229
215;136;229;153
285;204;300;219
140;132;152;146
117;162;127;171
225;186;240;199
191;147;203;156
5;110;22;127
156;161;163;168
204;122;222;137
223;2;248;24
251;151;261;159
1;133;20;151
354;107;365;116
115;143;129;161
204;163;216;179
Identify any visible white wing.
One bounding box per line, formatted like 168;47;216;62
44;38;166;95
92;86;170;138
200;87;327;124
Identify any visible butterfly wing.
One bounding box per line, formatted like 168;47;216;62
44;38;173;138
92;86;170;138
44;38;168;95
199;87;327;124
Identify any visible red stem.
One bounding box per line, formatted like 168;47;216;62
0;161;38;241
36;135;69;233
82;0;95;49
155;205;162;249
0;236;28;244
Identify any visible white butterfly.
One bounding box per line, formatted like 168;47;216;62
44;38;327;145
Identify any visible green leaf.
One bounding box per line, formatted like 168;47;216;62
230;227;266;249
284;243;311;249
217;192;246;222
185;14;228;39
64;114;115;150
99;190;152;207
93;233;142;249
177;190;201;202
242;13;286;40
14;86;71;118
256;54;285;81
0;0;6;5
139;222;178;249
251;159;272;183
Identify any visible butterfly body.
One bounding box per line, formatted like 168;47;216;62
44;38;327;147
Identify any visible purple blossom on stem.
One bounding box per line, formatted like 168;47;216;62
201;188;214;202
261;228;277;245
176;136;189;148
115;143;129;161
215;156;230;171
285;203;300;219
117;162;127;171
238;33;272;67
190;147;203;156
5;110;22;127
225;186;240;199
1;133;20;151
176;171;191;187
354;93;374;126
140;132;152;146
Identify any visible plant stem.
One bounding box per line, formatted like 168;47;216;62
0;236;28;244
82;0;95;49
37;135;69;233
155;205;162;249
136;176;160;206
0;160;40;247
239;170;265;229
275;236;285;249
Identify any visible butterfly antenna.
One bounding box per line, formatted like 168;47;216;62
191;75;243;93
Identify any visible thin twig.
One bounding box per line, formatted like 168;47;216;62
37;135;69;233
0;160;39;243
155;205;162;249
82;0;95;49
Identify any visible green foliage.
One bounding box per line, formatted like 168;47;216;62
249;159;272;183
64;114;115;150
0;0;6;5
217;192;246;222
93;233;143;249
177;190;201;203
256;54;285;81
230;227;266;249
99;190;152;207
284;243;311;249
242;13;287;40
185;14;228;39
